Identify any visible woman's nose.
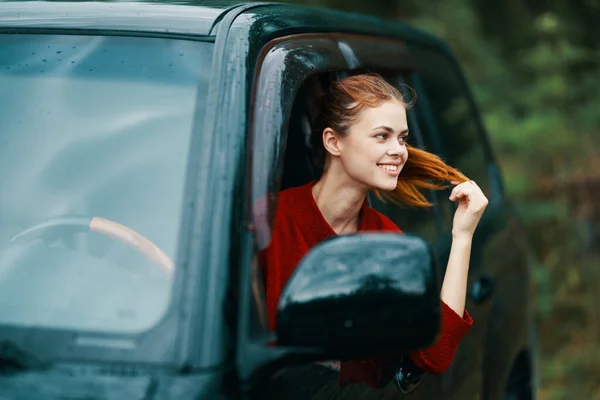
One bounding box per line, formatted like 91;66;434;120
388;141;407;157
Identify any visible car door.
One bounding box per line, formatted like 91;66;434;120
245;32;448;399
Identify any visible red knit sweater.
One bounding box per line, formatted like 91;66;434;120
258;181;473;388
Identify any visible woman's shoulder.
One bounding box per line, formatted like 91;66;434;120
277;181;327;214
252;183;313;248
277;182;311;206
361;205;403;233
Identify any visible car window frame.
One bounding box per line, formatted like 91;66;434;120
246;33;448;338
244;33;508;391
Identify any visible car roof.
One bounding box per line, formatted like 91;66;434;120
0;1;447;52
0;1;250;37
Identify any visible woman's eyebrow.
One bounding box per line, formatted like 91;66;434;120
372;125;409;134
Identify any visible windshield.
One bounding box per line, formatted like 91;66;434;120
0;34;212;334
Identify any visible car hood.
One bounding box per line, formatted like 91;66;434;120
0;368;231;400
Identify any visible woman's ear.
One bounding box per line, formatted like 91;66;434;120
323;127;342;157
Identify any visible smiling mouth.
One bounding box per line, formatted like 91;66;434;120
377;164;399;172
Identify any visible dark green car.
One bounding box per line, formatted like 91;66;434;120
0;1;537;399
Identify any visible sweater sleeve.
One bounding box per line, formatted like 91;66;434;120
408;300;473;374
338;301;473;388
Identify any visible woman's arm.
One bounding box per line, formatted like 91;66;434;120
407;180;487;375
440;234;472;317
441;180;488;316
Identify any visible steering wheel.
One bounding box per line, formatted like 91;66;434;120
9;216;174;275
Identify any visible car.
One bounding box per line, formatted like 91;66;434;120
0;1;537;399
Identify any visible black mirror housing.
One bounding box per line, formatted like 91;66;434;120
276;233;440;358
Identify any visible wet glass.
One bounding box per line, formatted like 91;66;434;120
0;34;212;334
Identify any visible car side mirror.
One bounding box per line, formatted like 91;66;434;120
276;233;440;359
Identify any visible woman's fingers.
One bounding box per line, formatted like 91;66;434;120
449;181;488;210
454;181;488;211
449;181;473;201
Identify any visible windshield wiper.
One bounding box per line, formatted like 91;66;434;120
0;341;46;373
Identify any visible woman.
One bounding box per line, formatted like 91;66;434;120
259;73;488;389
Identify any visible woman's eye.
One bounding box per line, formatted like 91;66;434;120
399;136;407;144
375;133;388;140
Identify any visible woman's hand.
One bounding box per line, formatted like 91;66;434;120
449;180;488;238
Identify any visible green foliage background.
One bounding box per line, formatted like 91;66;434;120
277;0;600;398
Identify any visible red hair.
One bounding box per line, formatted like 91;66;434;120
311;73;469;207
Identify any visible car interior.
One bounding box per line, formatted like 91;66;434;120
280;73;328;191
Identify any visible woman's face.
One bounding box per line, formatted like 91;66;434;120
335;100;409;192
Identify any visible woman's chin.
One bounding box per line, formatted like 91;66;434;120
371;178;399;192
